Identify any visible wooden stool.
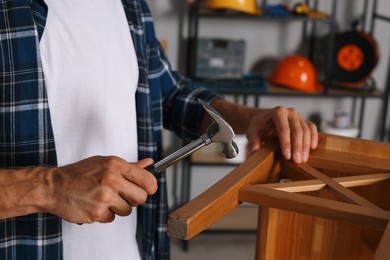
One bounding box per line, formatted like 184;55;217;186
168;134;390;259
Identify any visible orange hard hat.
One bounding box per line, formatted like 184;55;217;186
269;55;324;93
206;0;259;15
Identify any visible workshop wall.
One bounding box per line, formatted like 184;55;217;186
149;0;390;142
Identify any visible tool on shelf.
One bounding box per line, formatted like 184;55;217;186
332;20;379;89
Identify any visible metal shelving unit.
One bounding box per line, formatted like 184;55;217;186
185;0;389;139
370;0;390;141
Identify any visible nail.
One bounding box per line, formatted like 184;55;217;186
294;152;302;163
284;149;291;160
302;151;309;162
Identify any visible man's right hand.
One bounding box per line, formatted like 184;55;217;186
46;156;157;224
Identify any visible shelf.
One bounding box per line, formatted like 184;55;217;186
194;80;385;98
190;157;240;166
191;152;227;165
268;84;384;98
191;147;242;166
193;9;333;24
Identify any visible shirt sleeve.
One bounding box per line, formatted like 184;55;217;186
156;42;223;140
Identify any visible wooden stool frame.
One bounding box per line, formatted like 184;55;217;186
168;134;390;259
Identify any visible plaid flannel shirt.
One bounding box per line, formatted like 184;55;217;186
0;0;220;259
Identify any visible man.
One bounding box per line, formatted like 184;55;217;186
0;0;317;259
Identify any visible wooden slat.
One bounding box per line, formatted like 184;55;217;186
285;161;383;209
308;149;390;173
258;173;390;193
256;206;384;260
308;134;390;174
167;140;282;240
374;221;390;260
256;207;271;260
238;184;390;230
317;134;390;159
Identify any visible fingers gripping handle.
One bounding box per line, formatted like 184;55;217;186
145;164;159;176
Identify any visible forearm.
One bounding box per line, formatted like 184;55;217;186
0;167;54;219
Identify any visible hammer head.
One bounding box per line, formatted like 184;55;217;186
199;100;239;159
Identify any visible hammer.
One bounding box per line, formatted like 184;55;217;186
147;99;239;175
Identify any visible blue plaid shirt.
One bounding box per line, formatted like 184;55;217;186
0;0;219;259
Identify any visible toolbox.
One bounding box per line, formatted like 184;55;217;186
195;38;245;79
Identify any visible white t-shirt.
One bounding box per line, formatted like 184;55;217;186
40;0;140;259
